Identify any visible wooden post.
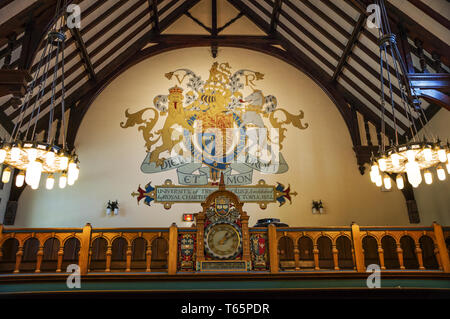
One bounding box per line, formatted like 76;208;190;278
378;245;386;270
293;242;300;270
332;245;339;270
35;245;44;273
268;224;278;274
56;247;64;272
105;246;112;272
167;223;178;275
433;222;450;272
313;244;320;270
14;246;23;273
397;243;405;270
351;223;365;272
146;246;152;272
78;223;92;275
125;244;132;272
415;243;425;270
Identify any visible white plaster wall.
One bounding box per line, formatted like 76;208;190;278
414;109;450;225
15;47;423;228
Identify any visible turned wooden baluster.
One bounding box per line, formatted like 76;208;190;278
414;39;428;73
432;52;443;73
87;248;93;272
332;244;339;270
293;242;300;270
313;244;320;270
14;246;23;273
378;244;386;270
105;245;112;272
35;245;44;273
351;248;356;270
125;244;132;272
396;243;405;270
434;245;443;270
415;242;425;270
56;246;64;272
146;246;152;272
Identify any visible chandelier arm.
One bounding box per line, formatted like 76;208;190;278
382;45;399;145
378;30;387;154
388;42;418;142
59;26;67;150
44;36;62;144
10;39;51;143
25;39;55;140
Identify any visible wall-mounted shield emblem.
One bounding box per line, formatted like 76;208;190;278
215;197;230;216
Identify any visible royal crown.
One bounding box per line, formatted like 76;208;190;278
169;85;183;94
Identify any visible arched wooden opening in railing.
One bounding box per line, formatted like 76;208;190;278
420;236;439;269
111;237;127;271
20;238;39;272
131;237;147;271
381;236;400;269
151;237;168;271
400;236;419;269
298;236;314;269
0;238;19;273
42;238;60;272
278;236;295;270
336;236;353;270
62;237;80;271
90;237;107;272
362;236;380;268
317;236;333;269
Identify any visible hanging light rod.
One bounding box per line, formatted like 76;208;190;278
368;0;449;190
0;0;80;190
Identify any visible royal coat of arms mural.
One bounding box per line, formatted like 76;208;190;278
121;62;307;209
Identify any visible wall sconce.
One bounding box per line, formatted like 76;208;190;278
106;200;119;216
182;213;194;222
312;200;324;214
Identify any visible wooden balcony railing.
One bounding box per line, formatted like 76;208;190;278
0;223;449;275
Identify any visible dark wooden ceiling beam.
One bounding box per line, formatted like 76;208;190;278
354;0;450;67
30;0;202;139
332;14;366;82
269;0;283;35
0;69;32;97
149;0;160;34
69;27;96;81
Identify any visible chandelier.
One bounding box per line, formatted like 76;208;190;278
0;1;79;190
369;0;449;189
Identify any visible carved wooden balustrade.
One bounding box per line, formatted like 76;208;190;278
0;223;449;275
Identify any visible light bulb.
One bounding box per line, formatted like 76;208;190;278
383;174;392;190
46;174;55;190
391;153;400;167
0;149;6;163
446;163;450;175
59;174;67;189
437;166;446;181
438;148;446;162
424;170;433;185
68;162;77;185
11;147;20;162
378;157;387;171
25;160;42;187
31;181;39;190
370;169;378;183
74;166;79;181
423;148;432;162
396;175;404;190
46;151;55;166
15;171;25;187
447;152;450;163
406;149;415;163
406;160;422;187
59;155;69;170
2;167;11;183
27;148;37;162
375;174;382;187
